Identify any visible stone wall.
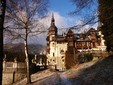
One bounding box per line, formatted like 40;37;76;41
2;61;27;85
2;72;26;85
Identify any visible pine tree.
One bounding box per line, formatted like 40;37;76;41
99;0;113;51
70;0;113;52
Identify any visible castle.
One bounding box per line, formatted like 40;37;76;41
46;14;106;71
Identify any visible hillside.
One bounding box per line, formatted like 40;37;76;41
60;55;113;85
4;43;46;54
3;43;46;62
14;55;113;85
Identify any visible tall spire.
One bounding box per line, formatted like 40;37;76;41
98;21;102;28
97;19;102;31
51;13;55;26
48;13;57;35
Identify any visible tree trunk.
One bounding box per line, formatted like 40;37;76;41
24;28;31;84
0;0;6;85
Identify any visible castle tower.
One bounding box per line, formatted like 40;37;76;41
65;29;77;69
46;14;57;46
97;21;106;51
46;14;58;69
66;29;75;48
47;13;57;37
46;14;58;52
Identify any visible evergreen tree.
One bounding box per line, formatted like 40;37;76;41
99;0;113;51
70;0;113;52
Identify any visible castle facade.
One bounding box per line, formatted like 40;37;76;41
46;15;106;71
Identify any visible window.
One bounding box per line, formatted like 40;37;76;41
61;56;64;59
53;53;54;56
53;59;56;62
52;37;55;40
62;59;64;62
53;43;54;45
48;61;50;63
60;49;64;54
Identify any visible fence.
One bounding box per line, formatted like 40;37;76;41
3;61;27;73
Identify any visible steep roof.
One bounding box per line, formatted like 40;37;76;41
86;28;97;35
48;14;57;33
67;29;74;36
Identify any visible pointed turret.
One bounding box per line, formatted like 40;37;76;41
66;29;75;47
97;19;102;31
48;13;57;36
51;13;55;26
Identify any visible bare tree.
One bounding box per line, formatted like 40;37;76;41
0;0;6;85
5;0;49;83
70;0;98;30
70;0;113;52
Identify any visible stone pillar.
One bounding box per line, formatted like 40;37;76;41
3;54;7;72
13;57;17;72
12;57;17;83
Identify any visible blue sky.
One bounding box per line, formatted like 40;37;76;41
48;0;82;27
5;0;98;45
48;0;98;28
35;0;98;45
49;0;75;17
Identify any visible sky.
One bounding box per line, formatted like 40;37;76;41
47;0;97;29
49;0;74;17
34;0;78;45
5;0;98;45
48;0;98;27
30;0;98;45
48;0;81;27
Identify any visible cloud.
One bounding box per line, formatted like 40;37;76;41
39;11;78;28
30;11;98;45
76;20;84;25
38;11;78;35
4;10;98;45
35;11;78;45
